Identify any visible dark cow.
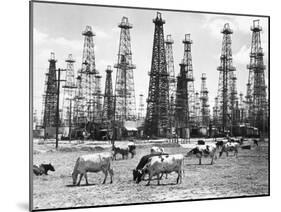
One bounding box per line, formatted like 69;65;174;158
112;145;129;160
197;140;205;145
253;139;259;146
33;163;55;176
133;153;168;181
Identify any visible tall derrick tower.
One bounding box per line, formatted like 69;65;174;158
114;16;137;122
103;66;114;121
182;34;196;128
137;94;145;120
144;12;169;137
246;20;268;132
93;73;102;123
74;26;96;127
175;62;188;138
165;34;176;131
62;54;76;127
216;23;236;132
194;91;201;126
200;73;210;127
212;96;219;127
239;92;245;124
43;52;58;129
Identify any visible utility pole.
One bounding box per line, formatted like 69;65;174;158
55;68;66;149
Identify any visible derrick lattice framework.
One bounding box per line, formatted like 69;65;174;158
62;54;76;126
194;91;201;126
74;26;97;127
200;73;210;127
144;12;169;137
103;65;114;122
165;34;176;130
175;62;188;137
137;94;145;120
216;23;236;132
245;20;268;132
93;73;103;123
43;52;58;128
182;34;196;127
114;17;137;122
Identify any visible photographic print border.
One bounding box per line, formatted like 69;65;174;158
29;0;270;211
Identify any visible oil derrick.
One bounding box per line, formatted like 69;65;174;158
93;73;103;123
103;66;114;121
216;23;236;133
137;94;145;120
212;96;220;127
114;17;137;122
229;70;238;129
43;52;58;129
194;91;201;126
246;20;268;132
74;26;96;127
200;73;210;127
239;92;245;123
165;34;176;131
144;12;169;137
174;61;188;138
182;34;196;127
62;54;76;128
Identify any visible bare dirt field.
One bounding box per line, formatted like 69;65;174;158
32;140;269;210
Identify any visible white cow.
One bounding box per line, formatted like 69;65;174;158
72;152;114;185
186;143;217;165
150;146;165;154
136;154;184;185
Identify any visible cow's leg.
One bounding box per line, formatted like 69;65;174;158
102;169;108;184
159;173;164;180
77;174;83;186
157;173;160;185
84;172;89;185
146;173;152;186
199;157;202;165
176;170;181;184
109;168;113;184
226;151;229;157
210;156;214;165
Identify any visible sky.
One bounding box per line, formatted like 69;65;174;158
32;2;269;120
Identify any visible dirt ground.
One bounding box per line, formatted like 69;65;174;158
32;140;269;210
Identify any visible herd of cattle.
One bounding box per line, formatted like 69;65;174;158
33;138;260;186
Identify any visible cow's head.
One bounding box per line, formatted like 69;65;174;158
135;169;145;184
48;163;55;172
72;172;78;185
186;148;199;157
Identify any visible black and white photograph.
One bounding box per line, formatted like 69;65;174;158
30;0;269;211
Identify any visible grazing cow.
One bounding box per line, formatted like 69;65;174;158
197;140;205;145
150;146;165;154
136;154;184;186
33;163;55;176
112;145;129;160
128;142;136;158
72;152;113;185
133;153;169;181
219;142;240;157
186;144;217;165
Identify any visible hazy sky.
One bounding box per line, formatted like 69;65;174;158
32;2;269;118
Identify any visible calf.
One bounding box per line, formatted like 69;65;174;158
72;152;113;185
219;142;240;157
33;163;55;176
150;146;165;154
186;144;217;165
136;154;184;186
